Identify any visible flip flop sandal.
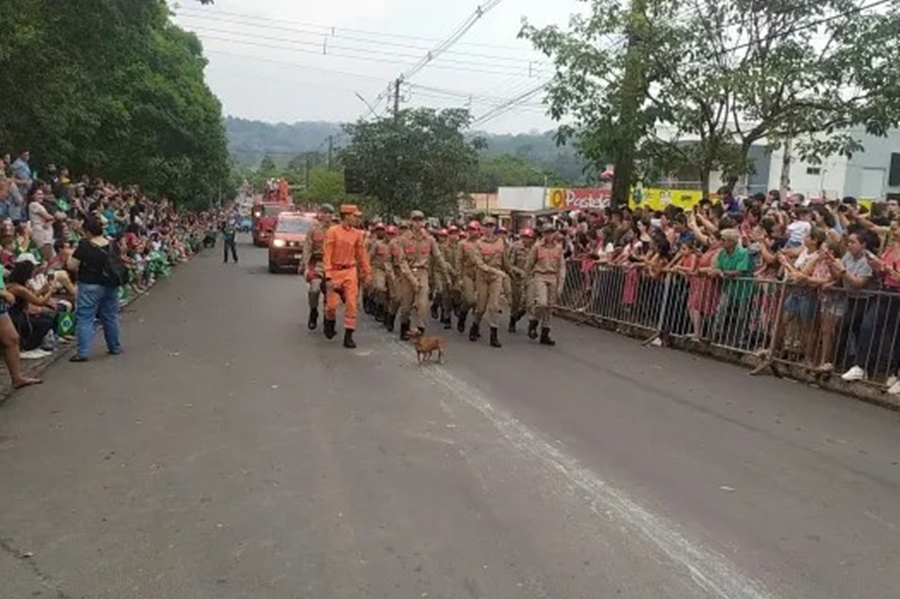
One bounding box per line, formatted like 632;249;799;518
13;377;42;389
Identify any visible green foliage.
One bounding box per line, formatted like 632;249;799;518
341;108;480;218
0;0;230;208
523;0;900;194
470;155;565;192
302;167;345;203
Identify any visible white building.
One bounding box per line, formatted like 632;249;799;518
657;125;900;201
765;128;900;201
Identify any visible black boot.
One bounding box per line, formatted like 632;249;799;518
400;321;411;341
540;327;556;346
323;318;337;340
430;301;439;320
489;326;503;348
527;319;539;340
386;311;396;332
375;305;385;323
308;308;319;331
468;322;480;342
508;315;517;334
442;314;452;330
457;312;467;333
343;329;357;349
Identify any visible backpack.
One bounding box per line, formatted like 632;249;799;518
102;243;128;287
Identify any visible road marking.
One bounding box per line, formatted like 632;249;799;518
383;337;778;599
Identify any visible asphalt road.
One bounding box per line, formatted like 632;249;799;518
2;238;900;599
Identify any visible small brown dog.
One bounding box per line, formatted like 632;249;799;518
408;330;445;364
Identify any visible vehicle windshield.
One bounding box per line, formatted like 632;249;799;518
276;218;314;234
264;204;291;218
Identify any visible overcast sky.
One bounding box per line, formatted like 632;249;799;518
170;0;586;133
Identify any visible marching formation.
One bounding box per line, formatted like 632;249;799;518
298;204;565;350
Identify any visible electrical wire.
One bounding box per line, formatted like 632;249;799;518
174;11;550;66
173;3;533;52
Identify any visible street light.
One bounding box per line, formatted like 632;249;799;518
355;92;377;116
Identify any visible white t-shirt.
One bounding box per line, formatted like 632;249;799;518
786;220;811;246
29;201;54;246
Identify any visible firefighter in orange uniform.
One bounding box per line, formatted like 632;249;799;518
301;203;335;330
323;205;371;348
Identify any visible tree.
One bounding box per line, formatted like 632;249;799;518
522;0;900;196
303;167;345;203
470;155;565;192
0;0;230;207
341;108;481;218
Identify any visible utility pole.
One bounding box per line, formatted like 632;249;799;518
611;0;648;210
388;77;402;221
305;155;311;191
327;136;333;170
779;133;793;201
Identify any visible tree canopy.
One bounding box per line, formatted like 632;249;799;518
0;0;229;207
522;0;900;195
340;108;481;218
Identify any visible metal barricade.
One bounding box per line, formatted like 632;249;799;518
556;261;668;336
762;282;900;387
554;260;900;395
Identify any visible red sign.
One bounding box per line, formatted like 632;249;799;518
547;188;611;210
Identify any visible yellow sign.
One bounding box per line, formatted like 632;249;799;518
548;188;566;209
631;188;706;211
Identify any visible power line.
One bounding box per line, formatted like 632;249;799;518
174;11;550;66
189;25;546;74
362;0;510;119
198;34;541;77
470;81;550;127
173;4;533;52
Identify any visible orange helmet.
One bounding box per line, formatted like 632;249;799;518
467;220;482;231
374;222;385;230
386;225;398;236
520;227;536;238
438;228;448;236
448;225;460;234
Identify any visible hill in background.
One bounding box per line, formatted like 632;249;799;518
225;116;592;185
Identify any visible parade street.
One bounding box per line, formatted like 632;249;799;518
2;239;900;599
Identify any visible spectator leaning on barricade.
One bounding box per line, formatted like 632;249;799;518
552;191;900;395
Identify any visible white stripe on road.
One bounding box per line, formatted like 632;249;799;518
383;337;779;599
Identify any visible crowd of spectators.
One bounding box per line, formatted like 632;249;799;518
0;149;219;388
550;189;900;394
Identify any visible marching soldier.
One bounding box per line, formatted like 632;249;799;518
393;210;451;340
456;220;481;334
385;221;409;333
469;217;509;348
506;227;536;333
367;223;392;323
429;228;449;320
526;224;566;346
300;203;335;330
323;205;371;348
439;225;462;329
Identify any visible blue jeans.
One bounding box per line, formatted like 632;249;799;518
75;283;121;357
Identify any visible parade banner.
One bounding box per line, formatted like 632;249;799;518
546;188;612;210
546;187;708;211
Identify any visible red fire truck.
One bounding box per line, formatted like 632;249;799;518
251;179;293;247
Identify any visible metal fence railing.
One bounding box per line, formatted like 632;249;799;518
554;261;900;400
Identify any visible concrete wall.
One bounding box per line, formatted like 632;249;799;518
496;186;546;211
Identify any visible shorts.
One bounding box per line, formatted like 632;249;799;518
784;292;817;322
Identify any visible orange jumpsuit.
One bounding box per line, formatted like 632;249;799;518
324;224;371;330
